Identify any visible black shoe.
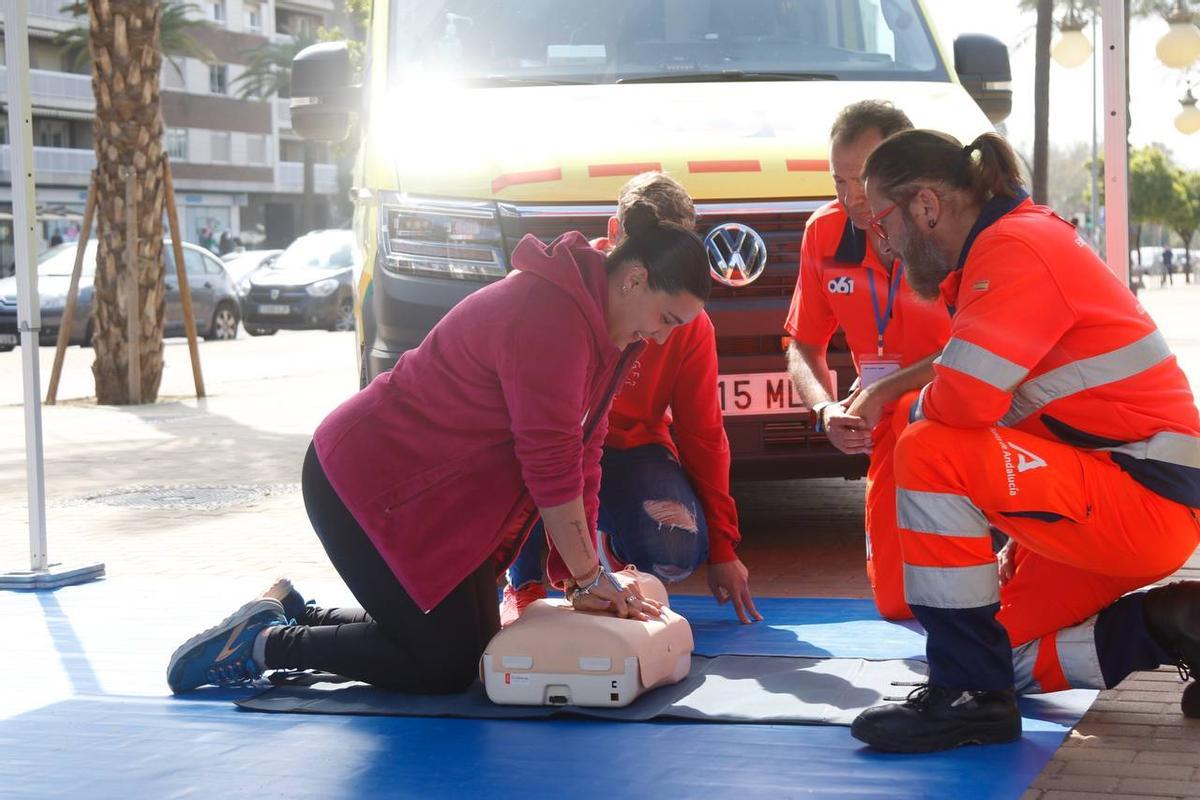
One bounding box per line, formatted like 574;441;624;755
850;683;1022;753
1143;580;1200;718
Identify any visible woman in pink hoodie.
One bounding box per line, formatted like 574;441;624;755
168;203;711;694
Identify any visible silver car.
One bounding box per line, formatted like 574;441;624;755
0;239;241;351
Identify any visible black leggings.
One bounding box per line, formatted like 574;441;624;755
264;443;500;692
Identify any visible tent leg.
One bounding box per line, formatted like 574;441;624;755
1;0;103;590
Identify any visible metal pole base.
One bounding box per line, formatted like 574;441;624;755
0;562;106;591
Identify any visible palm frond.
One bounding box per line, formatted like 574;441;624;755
54;0;214;79
231;33;317;100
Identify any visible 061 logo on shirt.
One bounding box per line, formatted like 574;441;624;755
827;275;855;294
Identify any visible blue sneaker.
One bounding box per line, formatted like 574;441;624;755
167;598;288;693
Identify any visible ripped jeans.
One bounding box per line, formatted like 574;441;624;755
508;444;710;589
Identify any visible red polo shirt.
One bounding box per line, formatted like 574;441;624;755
785;200;950;372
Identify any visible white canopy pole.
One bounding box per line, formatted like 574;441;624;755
1;0;103;589
1101;0;1131;287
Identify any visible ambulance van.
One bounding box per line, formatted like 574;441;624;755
289;0;1010;480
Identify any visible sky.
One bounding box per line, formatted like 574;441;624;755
923;0;1200;169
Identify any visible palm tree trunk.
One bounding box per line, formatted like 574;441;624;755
88;0;168;404
1032;0;1053;205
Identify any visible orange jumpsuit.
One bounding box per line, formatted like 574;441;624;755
786;200;951;619
896;194;1200;693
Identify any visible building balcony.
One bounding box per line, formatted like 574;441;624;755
276;98;292;130
25;0;80;31
0;145;95;186
276;161;338;194
0;65;95;113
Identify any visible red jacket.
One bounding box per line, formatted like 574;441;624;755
786;200;950;372
916;195;1200;509
607;311;742;563
314;232;633;611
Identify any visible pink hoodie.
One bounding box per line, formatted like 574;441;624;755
313;232;638;611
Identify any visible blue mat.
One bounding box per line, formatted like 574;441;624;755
0;583;1095;799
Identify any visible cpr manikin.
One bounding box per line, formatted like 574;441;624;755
482;571;693;707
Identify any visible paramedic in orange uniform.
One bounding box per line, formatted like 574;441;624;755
849;128;1200;753
786;101;951;620
504;172;761;626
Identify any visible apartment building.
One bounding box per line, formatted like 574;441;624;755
0;0;344;269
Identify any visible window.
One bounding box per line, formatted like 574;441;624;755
247;134;268;165
244;3;262;32
162;61;186;91
166;129;189;161
209;64;228;94
211;131;231;163
184;248;208;276
210;1;226;24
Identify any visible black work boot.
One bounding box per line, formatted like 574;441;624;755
1143;580;1200;718
850;683;1021;753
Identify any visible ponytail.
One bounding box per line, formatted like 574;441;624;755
963;133;1022;202
863;129;1025;205
606;200;710;302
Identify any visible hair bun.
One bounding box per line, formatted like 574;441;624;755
622;200;660;239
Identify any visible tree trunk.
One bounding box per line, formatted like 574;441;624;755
1032;0;1052;205
89;0;167;404
302;140;317;235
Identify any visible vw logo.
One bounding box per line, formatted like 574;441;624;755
704;223;767;287
270;289;280;300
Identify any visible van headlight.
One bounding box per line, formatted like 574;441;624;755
306;278;341;297
379;193;506;281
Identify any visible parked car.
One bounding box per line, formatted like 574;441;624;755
0;239;241;352
241;230;358;335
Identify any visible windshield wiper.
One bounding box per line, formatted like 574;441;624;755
470;76;592;87
617;71;837;84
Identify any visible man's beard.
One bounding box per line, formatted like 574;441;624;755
898;212;952;300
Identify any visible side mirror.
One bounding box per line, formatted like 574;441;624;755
290;41;361;143
954;34;1012;125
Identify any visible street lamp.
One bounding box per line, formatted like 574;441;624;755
1177;85;1200;133
1156;0;1200;69
1053;3;1092;69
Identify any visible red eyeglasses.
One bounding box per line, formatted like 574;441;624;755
867;204;897;241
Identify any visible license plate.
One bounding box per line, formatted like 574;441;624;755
0;333;17;345
717;370;835;417
257;304;290;315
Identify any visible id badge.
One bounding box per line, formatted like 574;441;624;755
858;353;902;388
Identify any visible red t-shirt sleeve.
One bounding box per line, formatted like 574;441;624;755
668;315;742;563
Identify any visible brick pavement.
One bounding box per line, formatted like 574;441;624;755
1;284;1198;796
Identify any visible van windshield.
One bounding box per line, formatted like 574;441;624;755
388;0;946;85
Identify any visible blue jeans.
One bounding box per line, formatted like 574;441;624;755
508;444;709;589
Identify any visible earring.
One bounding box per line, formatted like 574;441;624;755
927;218;937;229
621;284;630;295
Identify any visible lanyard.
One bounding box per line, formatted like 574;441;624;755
866;265;903;356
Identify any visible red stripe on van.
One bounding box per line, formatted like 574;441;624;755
491;168;563;194
588;162;663;178
786;159;829;172
687;160;761;174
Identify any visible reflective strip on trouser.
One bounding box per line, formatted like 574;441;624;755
893;420;1200;692
1000;330;1171;426
937;337;1029;392
1011;616;1104;693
